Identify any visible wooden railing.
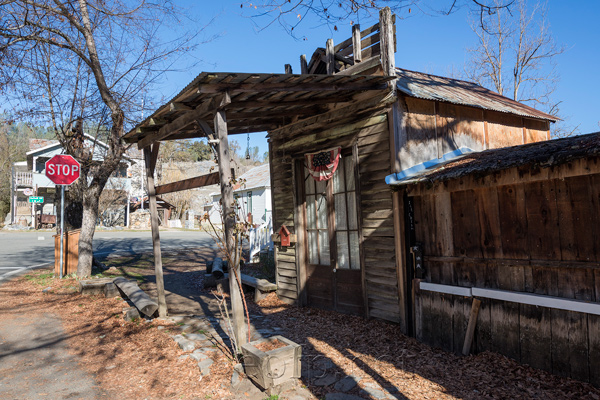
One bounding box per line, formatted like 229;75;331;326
303;14;396;75
15;172;32;186
248;218;273;261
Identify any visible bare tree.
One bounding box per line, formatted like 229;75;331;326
243;1;514;35
157;163;194;222
0;1;203;276
465;0;565;125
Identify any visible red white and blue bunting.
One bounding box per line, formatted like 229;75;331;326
305;147;341;182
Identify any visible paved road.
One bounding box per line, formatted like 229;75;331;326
0;229;216;282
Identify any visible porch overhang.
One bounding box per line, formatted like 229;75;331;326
122;72;394;149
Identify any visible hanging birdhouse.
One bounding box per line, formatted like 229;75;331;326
279;225;291;247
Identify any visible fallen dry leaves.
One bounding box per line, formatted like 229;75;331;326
252;293;600;400
3;259;600;400
0;270;233;400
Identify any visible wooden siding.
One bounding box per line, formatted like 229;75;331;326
269;98;401;322
410;171;600;386
397;96;549;171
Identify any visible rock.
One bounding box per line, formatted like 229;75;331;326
178;355;189;361
199;347;217;354
313;372;338;387
333;375;361;392
197;358;213;376
360;382;388;400
325;393;364;400
173;335;196;352
104;282;119;297
179;324;195;333
42;287;52;294
185;333;207;341
190;350;209;362
231;363;244;388
124;307;140;321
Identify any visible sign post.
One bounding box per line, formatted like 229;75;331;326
45;155;81;278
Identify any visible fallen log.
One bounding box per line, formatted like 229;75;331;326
212;257;225;279
113;277;158;317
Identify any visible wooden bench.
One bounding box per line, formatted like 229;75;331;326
204;272;277;302
240;273;277;302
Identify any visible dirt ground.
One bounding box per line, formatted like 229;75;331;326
1;250;600;400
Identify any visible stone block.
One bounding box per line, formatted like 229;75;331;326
197;358;214;376
124;307;140;321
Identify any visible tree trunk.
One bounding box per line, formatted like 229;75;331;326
77;183;101;277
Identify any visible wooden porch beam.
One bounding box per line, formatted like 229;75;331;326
215;109;247;347
138;94;229;149
197;81;389;94
143;143;168;317
154;172;220;195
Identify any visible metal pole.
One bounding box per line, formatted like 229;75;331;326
59;185;65;279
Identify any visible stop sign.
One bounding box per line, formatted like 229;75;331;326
45;155;81;185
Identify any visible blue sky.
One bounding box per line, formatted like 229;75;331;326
156;1;600;156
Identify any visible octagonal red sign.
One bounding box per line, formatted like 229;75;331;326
45;154;81;185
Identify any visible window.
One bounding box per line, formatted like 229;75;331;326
304;155;359;269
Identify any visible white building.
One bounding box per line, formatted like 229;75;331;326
206;163;272;226
9;135;135;227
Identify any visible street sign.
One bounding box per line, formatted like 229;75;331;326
23;188;34;196
45;154;81;185
28;196;44;203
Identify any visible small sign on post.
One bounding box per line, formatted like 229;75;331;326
45;154;81;279
28;196;44;203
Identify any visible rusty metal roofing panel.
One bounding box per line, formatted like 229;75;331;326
396;68;558;122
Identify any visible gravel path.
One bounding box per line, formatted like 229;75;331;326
0;313;105;400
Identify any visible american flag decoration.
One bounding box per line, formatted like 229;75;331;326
305;147;341;182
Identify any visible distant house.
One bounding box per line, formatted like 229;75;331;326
206;163;272;226
10;135;135;227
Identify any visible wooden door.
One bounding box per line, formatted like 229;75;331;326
302;153;363;315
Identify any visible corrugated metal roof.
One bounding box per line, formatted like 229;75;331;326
234;163;270;191
396;68;558;122
29;139;58;151
392;132;600;186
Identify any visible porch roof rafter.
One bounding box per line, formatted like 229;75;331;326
122;72;394;149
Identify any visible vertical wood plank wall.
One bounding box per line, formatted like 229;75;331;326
397;97;550;170
411;172;600;386
269;108;402;322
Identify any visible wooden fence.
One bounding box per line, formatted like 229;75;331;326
409;173;600;385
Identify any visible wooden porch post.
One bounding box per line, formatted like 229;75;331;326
215;108;247;347
144;143;168;317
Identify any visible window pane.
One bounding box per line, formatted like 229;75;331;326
315;178;327;196
333;158;345;194
306;195;316;229
318;230;330;265
334;193;347;230
304;168;315;194
349;231;360;270
317;194;328;230
308;231;319;264
337;231;350;269
347;192;358;230
344;155;355;191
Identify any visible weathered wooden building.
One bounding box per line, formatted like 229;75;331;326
390;132;600;386
266;9;556;332
121;6;589;379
